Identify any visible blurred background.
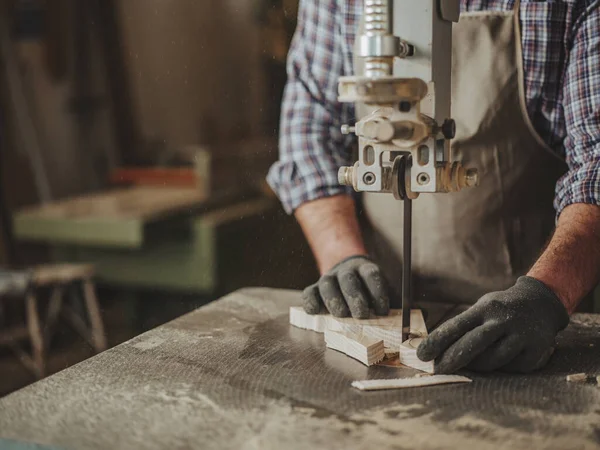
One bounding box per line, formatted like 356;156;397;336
0;0;317;395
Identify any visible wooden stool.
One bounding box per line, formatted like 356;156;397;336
1;264;107;378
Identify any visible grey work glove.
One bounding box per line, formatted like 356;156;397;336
417;276;570;374
303;255;391;319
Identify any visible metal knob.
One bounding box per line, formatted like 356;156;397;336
341;125;356;135
338;166;355;187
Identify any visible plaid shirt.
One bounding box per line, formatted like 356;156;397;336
267;0;600;216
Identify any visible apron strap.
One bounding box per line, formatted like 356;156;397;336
512;0;565;160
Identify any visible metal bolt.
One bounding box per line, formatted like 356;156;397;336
417;173;430;185
341;125;356;135
363;172;376;185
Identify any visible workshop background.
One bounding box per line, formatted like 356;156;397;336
0;0;316;396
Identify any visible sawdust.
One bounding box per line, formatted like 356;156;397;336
132;336;166;351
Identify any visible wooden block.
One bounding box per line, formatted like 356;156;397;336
289;306;328;333
327;309;427;349
566;373;587;383
324;328;385;366
351;375;472;391
399;336;435;374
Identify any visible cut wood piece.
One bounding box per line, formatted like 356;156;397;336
327;309;427;349
566;373;587;383
351;375;472;391
324;329;384;366
399;336;435;374
289;306;328;333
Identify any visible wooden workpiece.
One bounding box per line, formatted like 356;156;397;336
289;307;427;345
289;306;328;333
324;329;385;366
327;309;427;350
399;336;435;374
290;307;432;371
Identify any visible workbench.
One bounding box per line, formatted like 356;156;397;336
1;288;599;450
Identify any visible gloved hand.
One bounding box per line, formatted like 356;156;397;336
417;276;570;374
302;255;391;319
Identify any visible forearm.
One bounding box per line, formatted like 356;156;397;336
294;195;367;274
528;203;600;314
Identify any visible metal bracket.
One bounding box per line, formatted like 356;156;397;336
440;0;460;22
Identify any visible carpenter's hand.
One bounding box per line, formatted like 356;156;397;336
417;276;570;373
302;256;390;319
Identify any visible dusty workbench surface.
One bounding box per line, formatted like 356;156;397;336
1;288;599;450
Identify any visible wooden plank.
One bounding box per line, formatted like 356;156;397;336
33;264;94;286
13;186;207;248
289;306;328;332
324;329;384;366
289;308;427;349
329;309;427;350
351;375;472;391
397;309;435;373
16;186;206;221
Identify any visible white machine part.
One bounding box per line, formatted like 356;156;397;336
337;0;478;199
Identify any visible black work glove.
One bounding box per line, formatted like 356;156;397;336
417;276;570;374
303;255;391;319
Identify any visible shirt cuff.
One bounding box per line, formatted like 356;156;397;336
267;161;353;214
554;159;600;217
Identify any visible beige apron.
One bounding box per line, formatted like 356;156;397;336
357;1;567;305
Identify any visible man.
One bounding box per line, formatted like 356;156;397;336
267;0;600;374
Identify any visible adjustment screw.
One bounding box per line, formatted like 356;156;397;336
442;119;456;140
338;167;354;186
363;172;376;185
341;125;356;135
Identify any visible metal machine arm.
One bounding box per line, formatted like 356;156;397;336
337;0;477;200
337;0;478;340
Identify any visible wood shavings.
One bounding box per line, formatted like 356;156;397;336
351;375;472;391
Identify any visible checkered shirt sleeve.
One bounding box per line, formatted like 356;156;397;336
266;0;355;214
554;1;600;215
